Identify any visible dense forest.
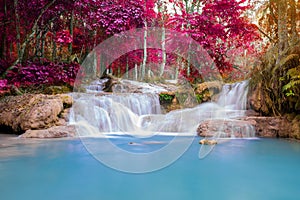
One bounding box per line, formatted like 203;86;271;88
0;0;299;115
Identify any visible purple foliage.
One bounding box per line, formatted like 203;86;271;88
0;79;8;94
5;61;80;87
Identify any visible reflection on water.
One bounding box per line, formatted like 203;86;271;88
0;134;77;158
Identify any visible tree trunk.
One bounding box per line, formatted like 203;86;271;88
134;63;138;80
0;0;7;59
14;0;21;58
35;28;41;59
52;32;57;61
2;0;57;78
141;21;147;80
276;0;288;113
68;9;74;62
157;0;166;77
41;31;46;59
289;0;298;44
184;0;189;13
277;0;288;57
187;43;192;77
125;57;129;78
160;26;166;77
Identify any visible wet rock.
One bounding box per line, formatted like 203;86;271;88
243;116;288;138
199;139;217;145
197;116;293;139
290;115;300;139
194;81;222;100
197;119;256;138
243;116;300;139
20;125;76;138
248;83;271;115
101;74;120;92
0;94;73;133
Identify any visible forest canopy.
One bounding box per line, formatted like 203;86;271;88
0;0;299;107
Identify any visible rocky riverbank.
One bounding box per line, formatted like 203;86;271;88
197;114;300;139
0;80;299;139
0;94;75;138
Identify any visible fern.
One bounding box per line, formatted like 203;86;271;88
291;79;300;86
282;66;300;96
287;66;300;78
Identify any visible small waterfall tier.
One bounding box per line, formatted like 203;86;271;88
217;80;249;110
199;80;255;138
71;93;161;134
71;80;255;138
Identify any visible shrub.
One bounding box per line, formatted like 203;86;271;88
5;61;80;88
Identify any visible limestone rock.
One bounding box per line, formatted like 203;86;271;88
195;81;222;94
194;81;222;102
197;119;256;138
285;115;300;139
243;116;288;138
248;83;271;115
0;94;73;133
199;139;217;145
20;125;76;138
197;116;292;139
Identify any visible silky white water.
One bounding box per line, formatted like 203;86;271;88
71;80;254;138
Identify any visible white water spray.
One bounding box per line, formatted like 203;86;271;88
71;80;254;138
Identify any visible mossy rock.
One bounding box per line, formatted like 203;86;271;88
159;93;174;104
44;86;72;95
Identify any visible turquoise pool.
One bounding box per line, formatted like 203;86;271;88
1;136;300;200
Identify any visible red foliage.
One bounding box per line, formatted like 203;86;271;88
0;79;9;94
56;30;73;44
0;0;260;91
168;0;260;74
5;61;80;87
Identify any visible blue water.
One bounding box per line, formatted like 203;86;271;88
1;136;300;200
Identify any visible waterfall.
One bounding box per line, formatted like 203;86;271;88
71;93;161;135
217;80;249;110
71;80;255;138
85;79;109;93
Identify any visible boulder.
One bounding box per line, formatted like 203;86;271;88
20;125;76;138
194;81;222;102
243;116;289;138
197;119;256;138
290;116;300;139
195;81;222;94
248;83;272;115
0;94;73;133
197;116;293;139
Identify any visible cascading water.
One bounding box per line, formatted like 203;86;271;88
217;80;249;110
71;80;255;138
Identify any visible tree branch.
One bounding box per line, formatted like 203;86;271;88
1;0;57;78
256;25;275;43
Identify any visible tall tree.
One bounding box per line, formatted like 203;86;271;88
277;0;288;59
168;0;259;74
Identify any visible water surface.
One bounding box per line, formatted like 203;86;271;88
1;136;300;200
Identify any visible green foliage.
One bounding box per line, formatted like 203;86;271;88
282;66;300;97
159;93;174;104
249;43;300;115
195;93;204;103
286;67;300;78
